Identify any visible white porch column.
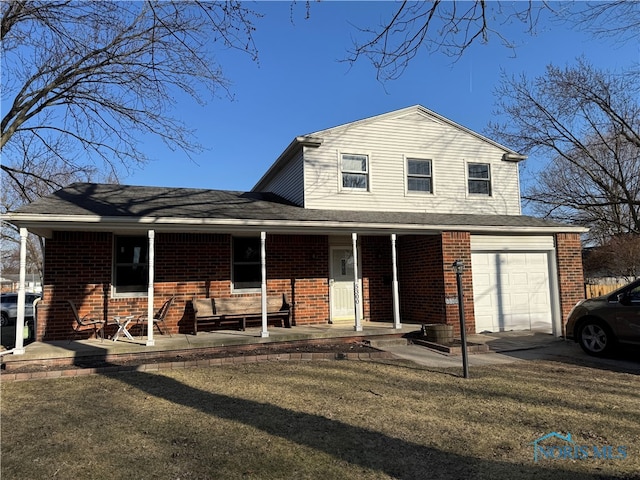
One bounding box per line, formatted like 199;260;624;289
146;230;155;346
391;233;402;329
13;228;28;354
352;233;362;332
260;231;269;338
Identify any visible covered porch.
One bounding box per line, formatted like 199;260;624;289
1;321;416;374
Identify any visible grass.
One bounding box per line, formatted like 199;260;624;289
1;358;639;480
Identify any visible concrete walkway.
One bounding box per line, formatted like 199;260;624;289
373;331;568;368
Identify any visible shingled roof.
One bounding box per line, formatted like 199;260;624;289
6;182;583;235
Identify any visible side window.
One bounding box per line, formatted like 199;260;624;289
468;163;491;196
233;237;261;291
341;153;369;190
407;158;432;193
113;236;148;296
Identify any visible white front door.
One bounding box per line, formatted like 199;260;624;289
330;247;362;322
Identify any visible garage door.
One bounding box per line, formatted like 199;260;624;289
471;252;553;333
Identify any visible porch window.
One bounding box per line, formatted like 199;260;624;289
233;236;261;290
407;158;432;193
341;153;369;190
468;162;492;195
113;235;148;295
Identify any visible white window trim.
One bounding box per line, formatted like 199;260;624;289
404;156;434;196
466;161;492;197
338;151;371;193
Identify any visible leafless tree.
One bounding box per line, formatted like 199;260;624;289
1;0;260;270
583;234;640;281
346;1;639;82
1;1;259;189
488;59;640;242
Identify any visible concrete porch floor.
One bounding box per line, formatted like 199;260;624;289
1;322;419;368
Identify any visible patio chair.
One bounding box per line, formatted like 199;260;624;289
67;300;105;343
137;295;174;337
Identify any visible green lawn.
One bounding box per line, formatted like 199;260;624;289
1;358;638;479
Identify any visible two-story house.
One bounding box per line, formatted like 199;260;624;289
4;105;586;342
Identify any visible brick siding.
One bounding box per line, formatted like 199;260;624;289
555;233;585;333
34;229;582;341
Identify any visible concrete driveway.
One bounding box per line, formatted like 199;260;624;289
376;331;640;375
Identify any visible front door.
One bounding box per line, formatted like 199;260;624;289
329;246;362;322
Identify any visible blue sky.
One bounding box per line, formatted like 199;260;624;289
126;1;639;193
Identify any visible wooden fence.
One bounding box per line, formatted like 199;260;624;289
584;283;625;299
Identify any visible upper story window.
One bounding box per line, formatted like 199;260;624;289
341;153;369;190
113;235;148;296
233;236;261;291
468;162;492;196
406;158;433;193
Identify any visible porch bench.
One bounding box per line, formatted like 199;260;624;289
192;294;292;334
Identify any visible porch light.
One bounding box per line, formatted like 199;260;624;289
452;259;464;274
451;259;469;379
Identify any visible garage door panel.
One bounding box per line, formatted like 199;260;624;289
510;273;529;285
508;253;527;266
472;251;553;334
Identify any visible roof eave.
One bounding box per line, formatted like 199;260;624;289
3;213;589;238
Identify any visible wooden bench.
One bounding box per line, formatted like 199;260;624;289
192;294;292;334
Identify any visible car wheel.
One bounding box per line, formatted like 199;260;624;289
577;320;614;356
0;313;8;327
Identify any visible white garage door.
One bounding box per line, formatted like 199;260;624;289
471;252;553;333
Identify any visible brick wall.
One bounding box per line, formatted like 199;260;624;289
398;235;446;325
555;233;585;332
397;232;475;335
440;231;475;336
37;229;581;341
37;232;334;340
361;236;394;322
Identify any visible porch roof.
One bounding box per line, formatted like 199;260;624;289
5;182;586;237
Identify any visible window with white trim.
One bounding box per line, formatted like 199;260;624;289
232;236;261;290
113;235;148;295
468;162;491;195
406;158;432;193
341;153;369;190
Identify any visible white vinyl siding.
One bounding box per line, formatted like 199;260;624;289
301;110;522;214
257;149;305;206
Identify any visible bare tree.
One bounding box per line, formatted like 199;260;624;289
1;0;260;270
346;1;639;82
1;1;259;193
488;59;640;242
583;234;640;281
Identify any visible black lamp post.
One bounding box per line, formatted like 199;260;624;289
452;260;470;379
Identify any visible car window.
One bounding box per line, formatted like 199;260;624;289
2;296;17;305
629;284;640;302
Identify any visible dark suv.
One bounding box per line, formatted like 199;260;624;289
565;279;640;356
0;293;41;327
